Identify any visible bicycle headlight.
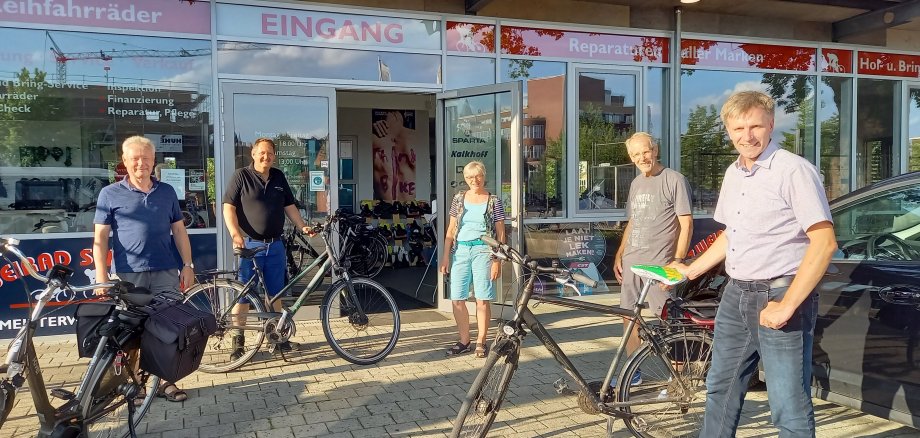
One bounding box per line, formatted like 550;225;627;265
502;324;515;336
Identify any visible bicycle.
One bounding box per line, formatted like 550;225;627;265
0;236;159;438
183;211;401;371
451;236;715;438
283;213;387;280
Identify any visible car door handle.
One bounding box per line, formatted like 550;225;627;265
878;285;920;307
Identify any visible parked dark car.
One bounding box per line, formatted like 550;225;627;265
680;172;920;428
814;171;920;428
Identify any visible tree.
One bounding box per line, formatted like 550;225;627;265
680;104;729;208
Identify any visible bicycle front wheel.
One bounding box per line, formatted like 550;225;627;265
321;277;400;365
616;330;714;438
184;279;267;373
81;345;160;438
451;337;520;438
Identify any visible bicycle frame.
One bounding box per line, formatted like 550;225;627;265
501;262;698;418
220;217;363;334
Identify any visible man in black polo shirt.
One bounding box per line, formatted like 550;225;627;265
224;138;310;356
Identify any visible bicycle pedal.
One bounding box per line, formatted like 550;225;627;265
50;388;77;400
553;378;572;395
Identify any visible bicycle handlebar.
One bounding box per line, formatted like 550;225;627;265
1;236;47;282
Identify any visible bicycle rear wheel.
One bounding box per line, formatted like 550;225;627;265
81;344;159;438
184;279;267;373
451;337;520;438
320;277;400;365
616;330;714;438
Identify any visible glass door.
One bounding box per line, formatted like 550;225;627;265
436;82;524;310
219;83;336;268
570;66;641;217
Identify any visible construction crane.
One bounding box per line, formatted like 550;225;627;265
46;31;267;83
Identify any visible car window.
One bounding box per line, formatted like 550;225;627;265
833;184;920;261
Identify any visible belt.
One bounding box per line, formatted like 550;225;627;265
247;237;279;244
730;275;794;292
456;239;485;247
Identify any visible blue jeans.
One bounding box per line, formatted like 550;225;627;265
238;239;286;303
702;279;818;438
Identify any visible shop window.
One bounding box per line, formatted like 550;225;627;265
575;70;637;214
819;77;853;200
0;28;213;235
646;67;670;166
523;222;617;296
444;56;495;90
218;42;440;85
679;70;816;214
908;86;920;173
856;79;898;189
501;60;565;219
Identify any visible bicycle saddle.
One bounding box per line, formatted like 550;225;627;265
234;245;269;259
630;265;686;286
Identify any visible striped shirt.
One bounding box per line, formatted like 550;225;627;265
448;191;506;224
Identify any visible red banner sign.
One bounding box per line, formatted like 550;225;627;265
820;48;852;73
501;25;668;63
857;51;920;78
681;40;815;71
446;22;495;54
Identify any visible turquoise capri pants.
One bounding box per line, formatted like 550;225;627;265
449;239;496;301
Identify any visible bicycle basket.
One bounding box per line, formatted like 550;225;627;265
74;302;116;358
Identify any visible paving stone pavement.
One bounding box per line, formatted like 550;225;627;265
3;299;918;437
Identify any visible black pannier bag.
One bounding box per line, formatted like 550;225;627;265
74;302;115;358
140;292;217;382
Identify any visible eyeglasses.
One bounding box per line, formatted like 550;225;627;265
464;174;484;181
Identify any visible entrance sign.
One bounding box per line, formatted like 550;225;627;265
501;25;668;63
681;39;815;71
216;4;440;51
857;51;920;78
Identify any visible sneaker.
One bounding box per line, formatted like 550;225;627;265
230;334;245;361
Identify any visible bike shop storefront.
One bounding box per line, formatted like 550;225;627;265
0;2;218;339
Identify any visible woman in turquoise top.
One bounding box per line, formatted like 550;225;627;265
440;161;506;357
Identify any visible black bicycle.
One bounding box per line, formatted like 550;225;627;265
451;236;715;438
0;237;159;438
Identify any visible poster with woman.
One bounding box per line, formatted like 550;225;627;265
372;109;417;202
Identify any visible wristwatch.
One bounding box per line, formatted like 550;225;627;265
183;262;195;269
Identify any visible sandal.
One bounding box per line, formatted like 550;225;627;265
156;382;188;402
475;344;489;358
446;341;472;356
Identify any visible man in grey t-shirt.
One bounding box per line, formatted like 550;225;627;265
614;132;693;369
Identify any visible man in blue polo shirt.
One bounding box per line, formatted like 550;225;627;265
223;137;310;358
93;135;194;403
